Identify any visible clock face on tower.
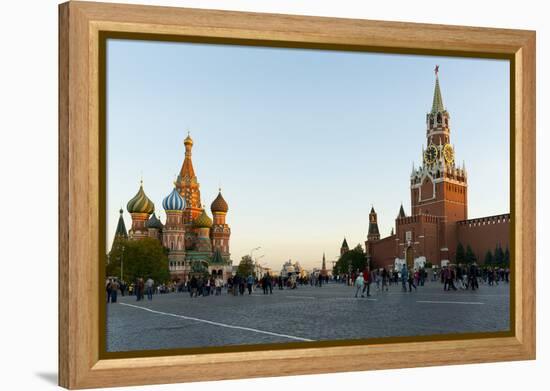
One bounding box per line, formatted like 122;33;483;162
424;144;437;165
443;143;455;164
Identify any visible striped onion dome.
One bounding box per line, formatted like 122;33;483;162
193;209;213;228
210;190;228;214
145;214;163;229
126;182;155;214
162;187;185;211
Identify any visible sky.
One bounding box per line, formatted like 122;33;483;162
106;39;510;270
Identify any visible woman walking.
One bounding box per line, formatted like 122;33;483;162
354;273;365;298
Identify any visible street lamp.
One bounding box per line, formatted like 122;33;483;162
120;245;125;282
250;246;261;258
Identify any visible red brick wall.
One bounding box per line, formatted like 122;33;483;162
412;178;467;222
397;215;440;264
456;214;510;262
369;235;397;269
442;181;467;222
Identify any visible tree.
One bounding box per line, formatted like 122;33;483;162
465;245;477;264
237;255;255;277
455;243;465;264
503;246;510;267
484;250;494;266
494;244;504;266
334;244;367;275
107;237;170;283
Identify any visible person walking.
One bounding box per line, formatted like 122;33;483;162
215;276;223;295
238;275;245;295
374;270;381;292
145;277;154;300
134;278;142;301
189;276;198;298
381;268;389;292
401;264;408;292
266;273;273;294
362;268;371;297
469;263;479;291
110;279;119;303
106;279;112;303
444;267;457;291
407;268;417;292
247;274;254;295
354;273;365;298
261;274;268;295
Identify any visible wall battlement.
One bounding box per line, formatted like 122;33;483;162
397;213;439;225
457;213;510;228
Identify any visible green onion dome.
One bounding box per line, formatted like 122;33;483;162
145;214;163;229
210;190;228;214
193;209;213;229
126;182;155;214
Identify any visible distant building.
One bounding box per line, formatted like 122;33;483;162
320;253;328;277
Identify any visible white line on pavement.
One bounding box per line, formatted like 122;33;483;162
417;300;484;305
329;297;378;301
119;303;314;342
285;296;316;300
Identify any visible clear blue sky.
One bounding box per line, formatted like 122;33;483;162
106;39;509;270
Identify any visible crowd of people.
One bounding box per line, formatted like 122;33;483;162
106;272;299;303
344;263;510;298
106;264;509;303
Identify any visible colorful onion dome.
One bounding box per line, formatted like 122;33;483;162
145;214;163;229
193;209;213;228
210;189;228;214
162;187;185;211
126;182;155;214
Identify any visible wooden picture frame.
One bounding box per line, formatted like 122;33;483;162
58;1;536;389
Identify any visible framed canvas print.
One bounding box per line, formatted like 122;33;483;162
58;1;536;389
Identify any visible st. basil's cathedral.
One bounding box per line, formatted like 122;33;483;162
111;134;233;281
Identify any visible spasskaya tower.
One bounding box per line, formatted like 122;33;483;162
410;66;468;223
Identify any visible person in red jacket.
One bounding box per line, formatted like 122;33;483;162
362;267;371;297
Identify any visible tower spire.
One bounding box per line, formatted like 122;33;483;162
398;203;406;218
431;65;445;113
175;132;202;221
368;207;380;241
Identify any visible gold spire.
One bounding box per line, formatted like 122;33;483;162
184;130;193;147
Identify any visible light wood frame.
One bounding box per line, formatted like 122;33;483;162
59;1;536;389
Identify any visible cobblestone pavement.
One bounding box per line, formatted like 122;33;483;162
106;280;510;352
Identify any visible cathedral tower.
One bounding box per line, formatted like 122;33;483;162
126;181;155;240
111;209;128;251
210;189;231;258
145;214;163;241
410;66;468;223
193;209;213;253
162;187;186;268
175;133;203;224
